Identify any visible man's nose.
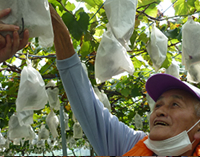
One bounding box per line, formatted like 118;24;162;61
155;105;168;117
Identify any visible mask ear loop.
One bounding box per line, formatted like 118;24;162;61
187;119;200;133
187;119;200;144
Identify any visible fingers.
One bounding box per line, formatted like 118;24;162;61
0;8;19;32
0;24;19;32
4;34;13;58
1;30;28;62
10;30;29;54
18;29;29;50
0;34;6;49
0;34;13;62
0;10;29;63
0;8;11;18
12;31;20;53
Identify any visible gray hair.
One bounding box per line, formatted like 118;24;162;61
194;101;200;117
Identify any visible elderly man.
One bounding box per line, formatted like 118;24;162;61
2;5;200;156
49;5;200;156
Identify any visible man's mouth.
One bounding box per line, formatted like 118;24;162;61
154;121;169;126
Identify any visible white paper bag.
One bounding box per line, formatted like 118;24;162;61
0;0;54;47
104;0;138;50
147;24;168;71
17;110;33;126
38;125;49;140
67;137;76;148
0;129;6;145
46;110;59;138
31;134;38;145
16;62;48;112
1;138;9;149
73;122;83;139
25;126;36;141
8;114;31;140
94;86;111;111
13;138;21;145
95;26;134;84
165;60;180;79
187;64;200;83
134;112;143;129
63;112;70;131
182;16;200;83
46;81;60;110
37;139;45;148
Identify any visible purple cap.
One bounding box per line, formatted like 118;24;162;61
146;73;200;102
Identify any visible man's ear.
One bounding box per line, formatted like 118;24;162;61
194;131;200;140
194;123;200;140
197;123;200;131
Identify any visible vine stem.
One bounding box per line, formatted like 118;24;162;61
56;0;75;18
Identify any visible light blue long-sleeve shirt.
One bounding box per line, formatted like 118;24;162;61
57;53;147;156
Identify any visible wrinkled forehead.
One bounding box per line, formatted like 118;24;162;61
156;89;199;105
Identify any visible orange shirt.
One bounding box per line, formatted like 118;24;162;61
123;136;200;156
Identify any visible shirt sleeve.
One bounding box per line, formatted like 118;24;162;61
56;53;147;156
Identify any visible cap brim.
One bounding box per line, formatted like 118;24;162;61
146;73;200;102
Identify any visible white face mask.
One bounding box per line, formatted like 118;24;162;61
144;119;200;156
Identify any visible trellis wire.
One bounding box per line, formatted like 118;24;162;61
41;60;56;75
89;2;105;21
138;0;178;36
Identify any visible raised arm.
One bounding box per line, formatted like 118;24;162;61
49;4;146;155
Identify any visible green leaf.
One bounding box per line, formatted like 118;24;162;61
131;85;141;97
94;29;104;39
165;28;179;38
138;0;161;7
160;53;172;69
80;41;91;58
62;11;89;40
62;12;75;30
65;1;76;11
177;28;182;41
132;57;144;69
145;3;158;18
77;12;90;33
40;63;51;74
76;0;103;7
130;30;138;48
187;0;195;7
173;0;190;15
138;33;149;43
7;86;17;96
195;0;200;11
121;88;130;97
49;0;63;12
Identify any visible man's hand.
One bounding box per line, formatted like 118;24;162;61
49;4;75;60
0;8;29;63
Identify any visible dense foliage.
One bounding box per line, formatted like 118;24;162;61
1;0;200;155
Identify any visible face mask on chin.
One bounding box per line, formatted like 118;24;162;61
144;119;200;156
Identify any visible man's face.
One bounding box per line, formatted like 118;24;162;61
149;89;199;141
